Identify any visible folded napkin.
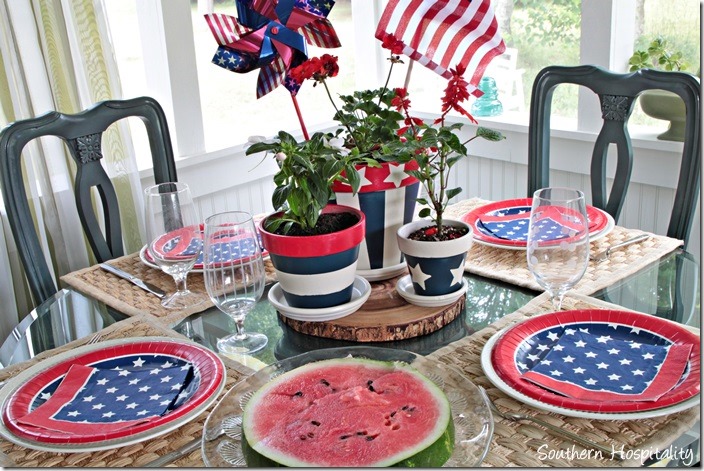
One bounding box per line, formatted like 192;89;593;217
478;206;600;242
18;357;195;435
521;330;692;402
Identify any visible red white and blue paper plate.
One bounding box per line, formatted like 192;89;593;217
140;220;268;273
461;199;614;250
481;309;700;419
0;337;225;452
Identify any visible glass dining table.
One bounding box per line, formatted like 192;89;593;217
0;247;700;466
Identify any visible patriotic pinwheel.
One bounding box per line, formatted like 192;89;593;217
205;0;340;99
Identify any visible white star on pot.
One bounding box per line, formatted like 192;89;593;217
408;263;432;290
449;261;464;287
383;163;408;187
356;166;374;189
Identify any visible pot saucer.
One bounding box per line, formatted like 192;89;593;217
395;275;468;307
356;262;407;282
269;276;371;322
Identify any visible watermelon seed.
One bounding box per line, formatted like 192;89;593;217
311;420;320;426
356;431;367;436
401;405;409;410
409;407;416;412
391;424;400;431
390;411;397;417
366;434;379;441
320;379;330;386
384;420;391;426
293;391;303;397
307;432;315;438
340;435;351;440
300;435;307;441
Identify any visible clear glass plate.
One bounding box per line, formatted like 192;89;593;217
201;346;493;467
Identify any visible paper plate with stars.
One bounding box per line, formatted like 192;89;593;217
461;199;613;249
140;219;268;273
0;337;225;452
481;309;700;419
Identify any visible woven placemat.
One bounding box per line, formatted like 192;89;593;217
60;253;278;327
445;198;683;295
427;292;700;467
0;316;255;467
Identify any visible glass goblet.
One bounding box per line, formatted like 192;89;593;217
526;187;590;311
144;182;204;309
203;211;267;355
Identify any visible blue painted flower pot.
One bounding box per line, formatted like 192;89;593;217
333;162;420;281
397;219;473;296
259;205;365;309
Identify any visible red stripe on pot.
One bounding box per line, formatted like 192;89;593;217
332;161;420;193
258;205;365;258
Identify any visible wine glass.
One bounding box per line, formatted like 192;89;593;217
144;182;204;309
526;187;590;311
203;211;267;355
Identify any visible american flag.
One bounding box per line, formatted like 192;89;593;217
478;206;590;242
375;0;506;95
18;355;196;435
519;324;692;402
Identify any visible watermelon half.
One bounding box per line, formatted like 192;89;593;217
241;357;455;467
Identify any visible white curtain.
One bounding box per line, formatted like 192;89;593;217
0;0;145;342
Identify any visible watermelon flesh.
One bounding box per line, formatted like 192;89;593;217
242;358;454;467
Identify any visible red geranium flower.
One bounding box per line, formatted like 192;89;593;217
380;33;405;55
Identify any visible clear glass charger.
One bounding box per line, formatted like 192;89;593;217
201;346;494;467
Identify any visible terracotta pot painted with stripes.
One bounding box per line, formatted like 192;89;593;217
259;205;365;309
332;161;420;282
397;219;473;296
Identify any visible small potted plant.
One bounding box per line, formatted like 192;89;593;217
388;65;505;297
288;38;421;282
628;36;696;141
246;131;365;309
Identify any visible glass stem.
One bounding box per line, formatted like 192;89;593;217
234;316;246;339
173;274;188;294
551;292;565;311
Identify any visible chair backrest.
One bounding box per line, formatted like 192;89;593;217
0;96;178;305
527;65;701;244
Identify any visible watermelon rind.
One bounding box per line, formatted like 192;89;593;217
241;357;454;467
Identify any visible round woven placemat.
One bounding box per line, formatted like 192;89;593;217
60;253;278;327
445;198;683;295
427;292;700;467
0;316;254;467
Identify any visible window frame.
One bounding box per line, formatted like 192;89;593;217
129;0;653;166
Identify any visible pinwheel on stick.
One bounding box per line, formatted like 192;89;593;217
205;0;341;139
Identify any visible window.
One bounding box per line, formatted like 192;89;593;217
102;0;700;169
104;0;358;157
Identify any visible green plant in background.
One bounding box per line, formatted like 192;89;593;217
628;36;690;72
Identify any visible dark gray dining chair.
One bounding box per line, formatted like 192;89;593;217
0;96;178;306
527;65;701;245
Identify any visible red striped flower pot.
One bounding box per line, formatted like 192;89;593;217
397;219;473;296
332;161;420;281
259;205;365;309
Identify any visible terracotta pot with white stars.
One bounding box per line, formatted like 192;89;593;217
333;161;420;282
396;219;473;296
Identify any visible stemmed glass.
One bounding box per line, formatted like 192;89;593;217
526;187;590;311
203;211;267;355
144;182;204;309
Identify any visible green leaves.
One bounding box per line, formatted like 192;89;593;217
250;131;365;233
628;36;690;72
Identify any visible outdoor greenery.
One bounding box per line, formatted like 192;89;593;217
501;0;700;119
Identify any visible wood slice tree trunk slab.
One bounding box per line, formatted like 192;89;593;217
278;275;466;342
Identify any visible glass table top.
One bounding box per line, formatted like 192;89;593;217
0;248;699;370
